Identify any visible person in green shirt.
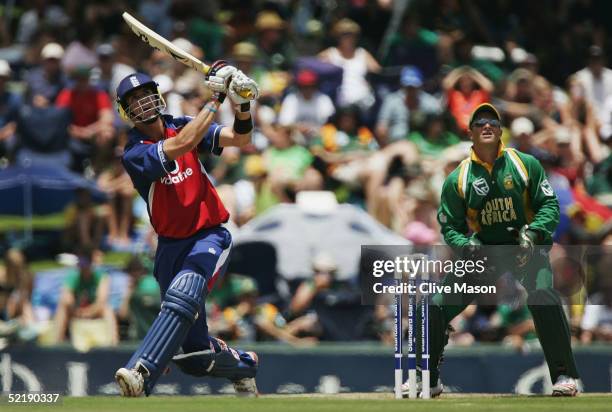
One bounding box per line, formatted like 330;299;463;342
118;255;160;340
497;304;537;350
265;134;313;181
263;124;322;203
54;246;117;344
407;103;579;398
407;112;461;158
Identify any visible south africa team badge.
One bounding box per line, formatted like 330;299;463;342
503;174;514;190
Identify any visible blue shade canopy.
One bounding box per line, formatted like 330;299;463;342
0;164;106;216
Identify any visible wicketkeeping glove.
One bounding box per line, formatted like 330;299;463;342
464;235;498;278
511;225;539;267
464;235;483;261
228;70;260;105
205;60;237;94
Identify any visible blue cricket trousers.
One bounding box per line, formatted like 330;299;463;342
154;224;232;354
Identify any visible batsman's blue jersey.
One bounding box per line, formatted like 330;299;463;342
122;114;230;239
122;114;233;351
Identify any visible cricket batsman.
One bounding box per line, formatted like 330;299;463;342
112;61;260;397
404;103;580;397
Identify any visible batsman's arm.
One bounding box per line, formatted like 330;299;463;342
523;153;560;241
219;107;253;148
438;171;471;248
163;97;223;160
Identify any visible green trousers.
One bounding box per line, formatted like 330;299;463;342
423;250;580;385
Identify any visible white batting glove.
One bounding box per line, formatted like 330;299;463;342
228;70;260;104
205;64;237;93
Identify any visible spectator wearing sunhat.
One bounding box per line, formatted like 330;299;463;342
0;60;20;160
278;69;335;139
25;42;67;105
231;42;259;75
251;11;296;71
375;66;441;146
229;41;270;97
217;42;267;130
319;18;381;112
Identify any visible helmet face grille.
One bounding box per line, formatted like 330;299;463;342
125;91;166;123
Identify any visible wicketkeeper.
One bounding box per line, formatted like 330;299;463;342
404;103;580;397
113;62;260;397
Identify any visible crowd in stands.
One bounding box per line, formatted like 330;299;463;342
0;0;612;350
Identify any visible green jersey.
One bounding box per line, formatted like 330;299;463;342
437;144;559;246
64;268;106;307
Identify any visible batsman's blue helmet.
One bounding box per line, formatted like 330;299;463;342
116;73;166;123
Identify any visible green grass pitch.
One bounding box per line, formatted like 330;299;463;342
2;394;611;412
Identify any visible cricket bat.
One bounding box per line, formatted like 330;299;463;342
122;12;252;98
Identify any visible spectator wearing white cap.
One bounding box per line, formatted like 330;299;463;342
25;42;67;104
510;116;556;162
511;117;534;150
0;60;20;160
375;66;441;146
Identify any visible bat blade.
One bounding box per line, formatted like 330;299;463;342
122;12;209;75
122;12;253;99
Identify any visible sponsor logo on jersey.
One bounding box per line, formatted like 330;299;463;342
160;167;193;185
480;196;518;226
472;177;490;196
540;179;554;196
503;174;514;190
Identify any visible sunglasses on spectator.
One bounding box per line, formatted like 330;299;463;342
471;118;501;128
